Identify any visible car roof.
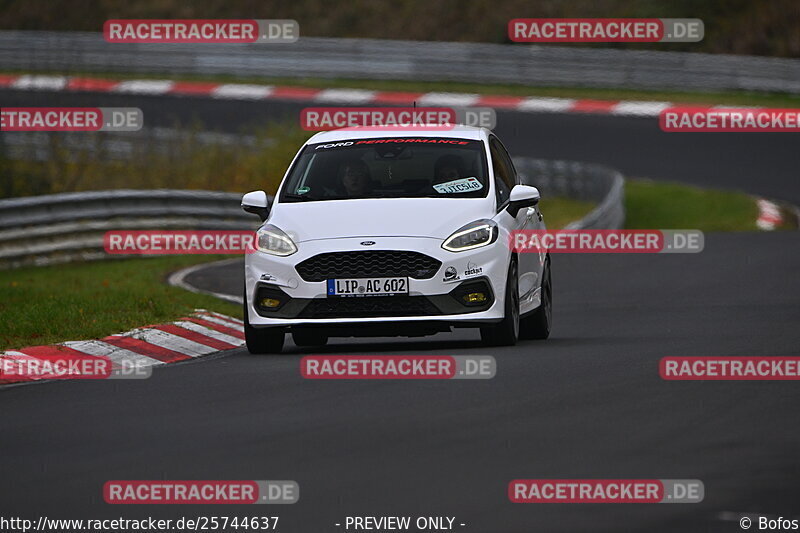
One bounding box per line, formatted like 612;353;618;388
305;125;490;145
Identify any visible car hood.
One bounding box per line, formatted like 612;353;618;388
267;198;493;242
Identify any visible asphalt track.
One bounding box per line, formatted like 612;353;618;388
1;88;800;532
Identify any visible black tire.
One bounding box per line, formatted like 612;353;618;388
292;329;329;347
480;259;520;347
243;288;284;354
520;255;552;340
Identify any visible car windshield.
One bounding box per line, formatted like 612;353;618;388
279;137;489;202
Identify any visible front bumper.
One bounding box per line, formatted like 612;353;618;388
244;236;509;327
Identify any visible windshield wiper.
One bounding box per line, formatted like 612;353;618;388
282;193;319;202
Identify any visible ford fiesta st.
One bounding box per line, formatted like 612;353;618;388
241;126;552;353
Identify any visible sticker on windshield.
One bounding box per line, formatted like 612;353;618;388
297;186;311;194
433;177;483;194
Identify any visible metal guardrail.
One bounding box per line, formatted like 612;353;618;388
1;31;799;93
0;190;256;269
0;159;624;269
514;158;625;230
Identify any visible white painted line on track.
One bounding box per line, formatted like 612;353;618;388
12;75;67;91
611;101;673;116
212;84;274;99
167;260;244;305
417;92;480;107
314;88;377;104
517;97;575;112
113;80;175;94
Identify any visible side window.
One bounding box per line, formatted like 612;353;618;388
495;139;520;185
489;137;514;208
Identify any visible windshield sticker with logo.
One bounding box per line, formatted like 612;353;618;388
312;138;480;149
433;177;483;194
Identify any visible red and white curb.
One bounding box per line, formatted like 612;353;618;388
0;73;741;118
756;198;784;230
0;309;244;386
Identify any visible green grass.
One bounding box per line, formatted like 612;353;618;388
541;197;596;229
0;255;241;351
542;179;776;232
5;69;800;109
625;179;763;231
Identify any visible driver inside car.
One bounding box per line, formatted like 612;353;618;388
338;160;372;196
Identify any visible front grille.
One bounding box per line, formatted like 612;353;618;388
295;250;441;282
298;295;442;318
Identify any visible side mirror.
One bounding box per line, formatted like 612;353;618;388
507;185;540;217
241;190;270;221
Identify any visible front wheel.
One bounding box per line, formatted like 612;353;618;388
480;260;519;347
520;255;552;340
243;289;284;354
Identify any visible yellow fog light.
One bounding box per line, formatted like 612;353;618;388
463;292;487;303
260;298;281;308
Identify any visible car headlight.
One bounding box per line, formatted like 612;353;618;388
442;220;498;252
256;225;297;256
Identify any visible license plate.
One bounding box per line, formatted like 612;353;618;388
327;277;408;297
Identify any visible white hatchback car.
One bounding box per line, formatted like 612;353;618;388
241;126;551;353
